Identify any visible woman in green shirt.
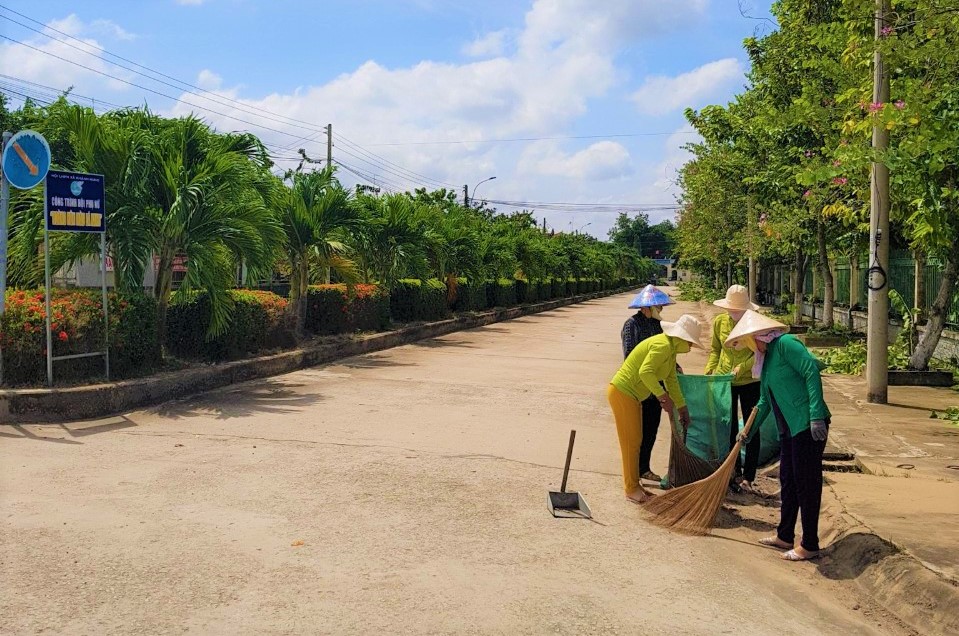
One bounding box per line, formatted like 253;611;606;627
704;285;761;492
726;311;832;562
608;314;703;504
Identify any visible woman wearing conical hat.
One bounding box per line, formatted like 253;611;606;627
621;284;677;483
725;310;832;562
705;285;762;493
609;314;703;504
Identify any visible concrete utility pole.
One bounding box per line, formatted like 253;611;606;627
326;124;332;166
866;0;891;404
463;184;469;207
748;195;757;303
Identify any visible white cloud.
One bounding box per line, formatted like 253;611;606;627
631;58;744;116
90;19;137;41
176;0;206;5
0;14;137;97
518;141;632;180
196;70;223;91
4;1;718;240
462;30;509;58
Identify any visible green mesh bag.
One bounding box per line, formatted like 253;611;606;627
663;374;733;489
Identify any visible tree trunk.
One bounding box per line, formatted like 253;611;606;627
909;245;958;370
154;245;175;350
817;221;834;327
793;250;808;325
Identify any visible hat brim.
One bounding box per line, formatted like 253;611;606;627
661;321;705;349
714;298;761;311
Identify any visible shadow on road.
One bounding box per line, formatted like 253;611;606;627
152;380;326;420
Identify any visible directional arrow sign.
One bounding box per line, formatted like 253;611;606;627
2;129;51;190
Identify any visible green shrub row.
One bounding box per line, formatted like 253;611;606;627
0;289;161;386
390;279;449;322
304;284;390;335
1;277;638;385
166;289;293;362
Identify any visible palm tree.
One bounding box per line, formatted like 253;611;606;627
150;115;282;339
354;193;428;288
418;204;480;303
278;166;363;329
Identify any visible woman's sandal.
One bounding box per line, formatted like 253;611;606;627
782;548;820;561
759;536;792;549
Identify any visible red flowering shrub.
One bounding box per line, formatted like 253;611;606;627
165;290;293;361
305;284;390;335
0;289;161;386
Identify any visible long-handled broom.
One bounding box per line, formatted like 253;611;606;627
642;407;759;534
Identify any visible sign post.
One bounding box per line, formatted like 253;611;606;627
44;170;108;387
1;129;52;386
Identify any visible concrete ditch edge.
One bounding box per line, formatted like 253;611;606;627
819;480;959;636
0;289;626;424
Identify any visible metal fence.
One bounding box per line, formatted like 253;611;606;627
827;251;957;327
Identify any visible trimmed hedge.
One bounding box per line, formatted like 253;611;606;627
166;290;292;362
0;289;161;386
304;284;390;335
450;278;488;312
487;279;517;308
390;279;449;322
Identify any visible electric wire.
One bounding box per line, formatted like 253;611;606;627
0;7;331;135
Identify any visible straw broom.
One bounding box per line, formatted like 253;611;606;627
642;407;759;535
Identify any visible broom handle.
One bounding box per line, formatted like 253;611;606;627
561;430;576;493
738;407;760;444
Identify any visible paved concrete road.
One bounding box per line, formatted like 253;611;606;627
1;293;903;635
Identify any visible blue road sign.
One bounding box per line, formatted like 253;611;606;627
1;130;51;190
46;170;106;233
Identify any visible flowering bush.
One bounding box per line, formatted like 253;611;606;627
0;289;161;386
165;289;293;361
305;283;390;335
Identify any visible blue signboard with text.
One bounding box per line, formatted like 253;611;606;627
45;170;106;233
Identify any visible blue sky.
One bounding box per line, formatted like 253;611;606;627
0;0;776;238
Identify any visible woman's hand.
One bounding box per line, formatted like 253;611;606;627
810;419;828;441
678;406;691;428
658;393;675;414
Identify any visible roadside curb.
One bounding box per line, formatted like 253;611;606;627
814;376;959;635
819;480;959;636
0;288;632;424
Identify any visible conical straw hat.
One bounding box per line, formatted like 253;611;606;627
628;284;674;308
714;284;760;311
724;310;787;348
661;314;705;349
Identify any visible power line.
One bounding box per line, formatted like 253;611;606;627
335;134;459;190
354;131;699;147
0;6;331;135
0;34;319;140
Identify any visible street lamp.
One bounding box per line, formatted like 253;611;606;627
468;176;496;207
577;222;592;234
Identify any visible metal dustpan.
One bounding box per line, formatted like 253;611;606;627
547;430;592;519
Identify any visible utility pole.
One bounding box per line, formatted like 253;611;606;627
866;0;891;404
463;184;469;207
0;131;10;386
326;124;332;166
748;194;757;303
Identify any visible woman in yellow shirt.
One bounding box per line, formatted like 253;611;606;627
704;285;761;492
608;314;703;504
